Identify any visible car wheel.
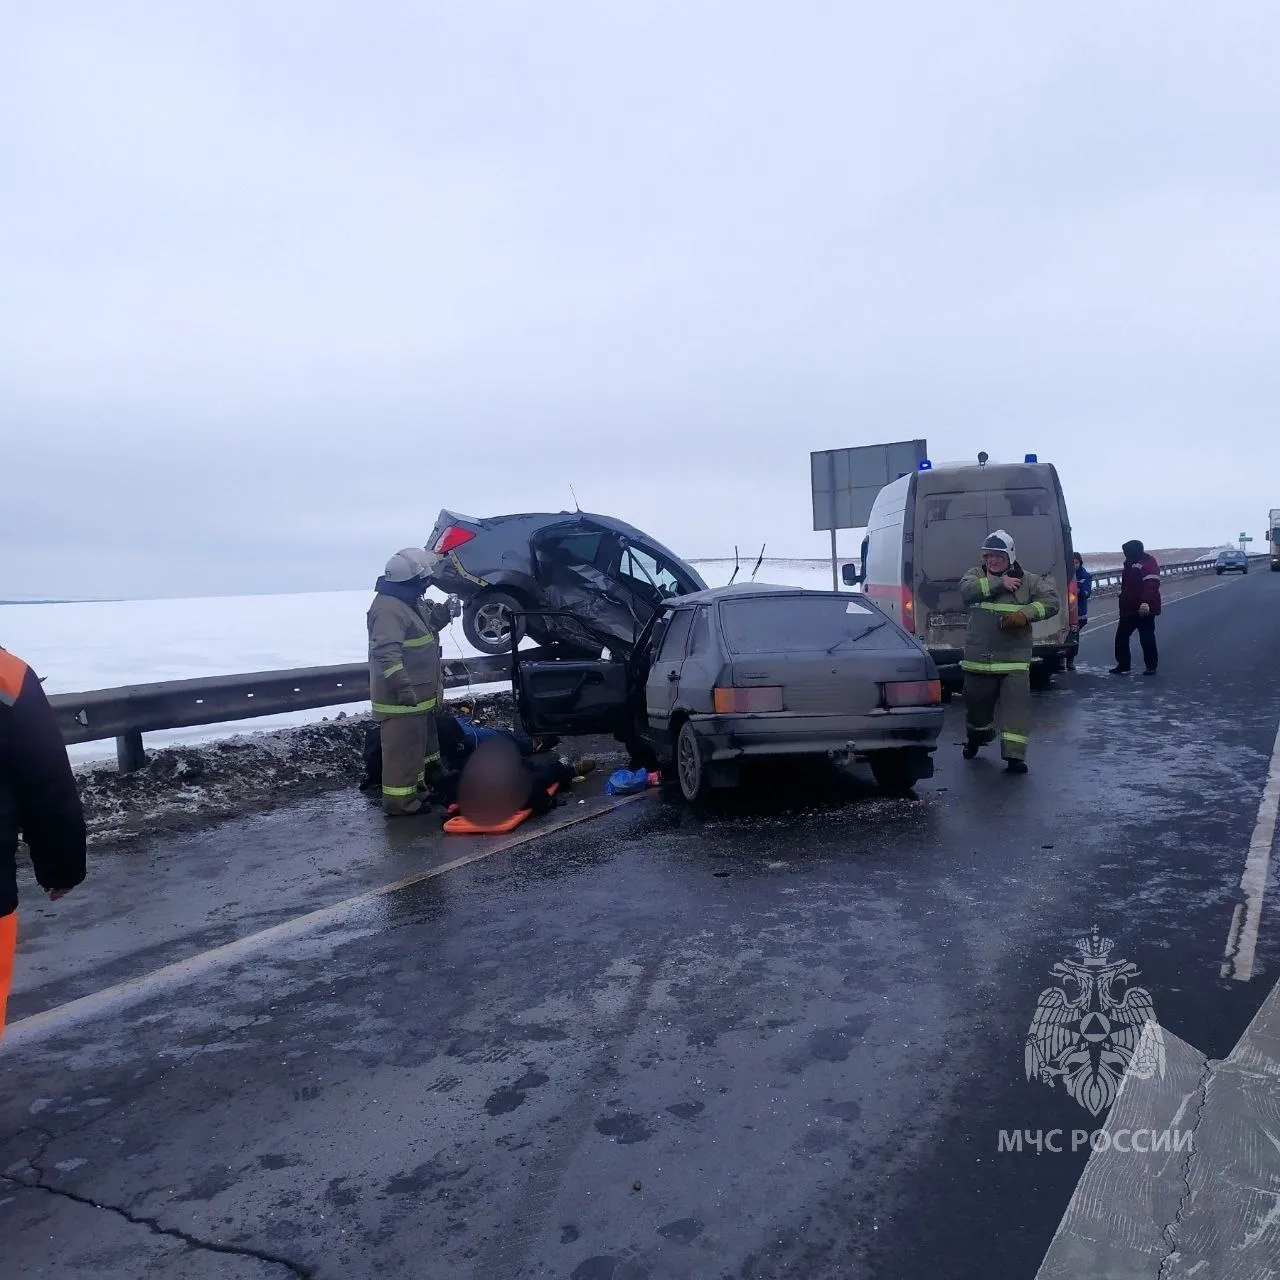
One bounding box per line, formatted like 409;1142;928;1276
869;752;917;795
463;591;526;655
1217;568;1224;575
1029;664;1054;692
675;721;707;803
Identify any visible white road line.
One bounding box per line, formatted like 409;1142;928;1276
1222;717;1280;982
1079;578;1232;636
2;791;651;1045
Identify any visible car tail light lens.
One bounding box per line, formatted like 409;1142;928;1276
714;686;783;714
883;679;942;708
433;525;475;555
1067;576;1079;629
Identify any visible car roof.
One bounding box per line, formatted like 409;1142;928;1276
665;582;857;608
447;509;700;576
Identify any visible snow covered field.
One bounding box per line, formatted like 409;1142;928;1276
0;552;1217;763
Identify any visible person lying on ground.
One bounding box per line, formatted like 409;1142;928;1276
452;738;595;828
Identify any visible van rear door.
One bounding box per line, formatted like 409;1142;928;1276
984;486;1070;644
915;486;988;651
913;476;1069;650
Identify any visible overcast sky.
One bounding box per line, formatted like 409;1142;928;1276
4;2;1279;598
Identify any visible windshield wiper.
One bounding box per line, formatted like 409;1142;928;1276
827;620;888;653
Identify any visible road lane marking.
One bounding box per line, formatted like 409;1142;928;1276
1222;717;1280;982
1079;578;1232;635
4;792;652;1046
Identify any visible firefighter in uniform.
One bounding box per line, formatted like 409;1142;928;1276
368;549;461;816
1;646;87;1042
959;530;1059;774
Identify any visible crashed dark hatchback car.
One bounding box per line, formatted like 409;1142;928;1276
425;510;709;657
514;583;945;802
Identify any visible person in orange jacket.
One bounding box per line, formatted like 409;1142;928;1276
0;646;86;1042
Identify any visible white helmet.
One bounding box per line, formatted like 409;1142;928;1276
981;529;1016;561
384;547;435;583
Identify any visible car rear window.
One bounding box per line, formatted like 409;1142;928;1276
718;597;912;654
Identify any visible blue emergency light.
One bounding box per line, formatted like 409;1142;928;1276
1025;453;1038;463
919;459;932;470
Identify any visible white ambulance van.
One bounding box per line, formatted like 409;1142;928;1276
845;455;1078;689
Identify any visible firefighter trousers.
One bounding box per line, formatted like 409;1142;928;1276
964;670;1032;761
378;712;442;815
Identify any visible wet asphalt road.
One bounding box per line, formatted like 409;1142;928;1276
3;569;1279;1279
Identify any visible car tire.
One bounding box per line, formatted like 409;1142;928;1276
675;720;708;803
463;591;526;655
1029;664;1054;692
869;752;918;795
1217;568;1224;575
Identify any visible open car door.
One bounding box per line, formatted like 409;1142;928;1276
514;654;631;738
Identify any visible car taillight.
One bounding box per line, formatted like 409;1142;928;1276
900;586;916;634
1067;577;1079;629
713;686;784;713
433;525;475;555
883;679;942;708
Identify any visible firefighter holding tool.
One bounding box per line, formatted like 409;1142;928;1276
368;549;461;816
958;530;1059;774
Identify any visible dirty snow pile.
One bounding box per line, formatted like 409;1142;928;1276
71;692;528;844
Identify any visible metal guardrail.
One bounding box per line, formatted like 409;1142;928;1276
48;551;1269;774
1087;553;1269;595
49;651;545;773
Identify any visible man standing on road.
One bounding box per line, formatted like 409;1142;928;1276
959;531;1060;774
1111;539;1161;676
368;549;462;816
1;647;87;1042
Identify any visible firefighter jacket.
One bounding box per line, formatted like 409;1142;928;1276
367;586;455;720
0;648;87;917
958;564;1060;675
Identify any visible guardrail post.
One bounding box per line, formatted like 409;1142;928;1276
117;729;147;774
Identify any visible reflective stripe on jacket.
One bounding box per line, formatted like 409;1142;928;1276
958;566;1061;674
1118;554;1162;617
367;593;452;718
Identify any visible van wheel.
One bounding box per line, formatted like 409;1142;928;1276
1030;665;1054;692
676;721;707;802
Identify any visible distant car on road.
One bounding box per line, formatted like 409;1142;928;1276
425;510;709;658
1216;549;1249;575
514;583;945;802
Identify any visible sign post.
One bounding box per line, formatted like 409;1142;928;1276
1239;532;1253;551
811;440;927;589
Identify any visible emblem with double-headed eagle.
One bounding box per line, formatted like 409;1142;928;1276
1025;926;1165;1116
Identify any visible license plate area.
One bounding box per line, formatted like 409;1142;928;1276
928;612;968;629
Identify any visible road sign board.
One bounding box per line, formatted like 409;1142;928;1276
810;440;927;532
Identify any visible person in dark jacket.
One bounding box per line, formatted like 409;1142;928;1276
1112;540;1161;675
1066;552;1093;671
0;647;87;1041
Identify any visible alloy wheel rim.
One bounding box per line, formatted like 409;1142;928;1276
475;603;512;644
